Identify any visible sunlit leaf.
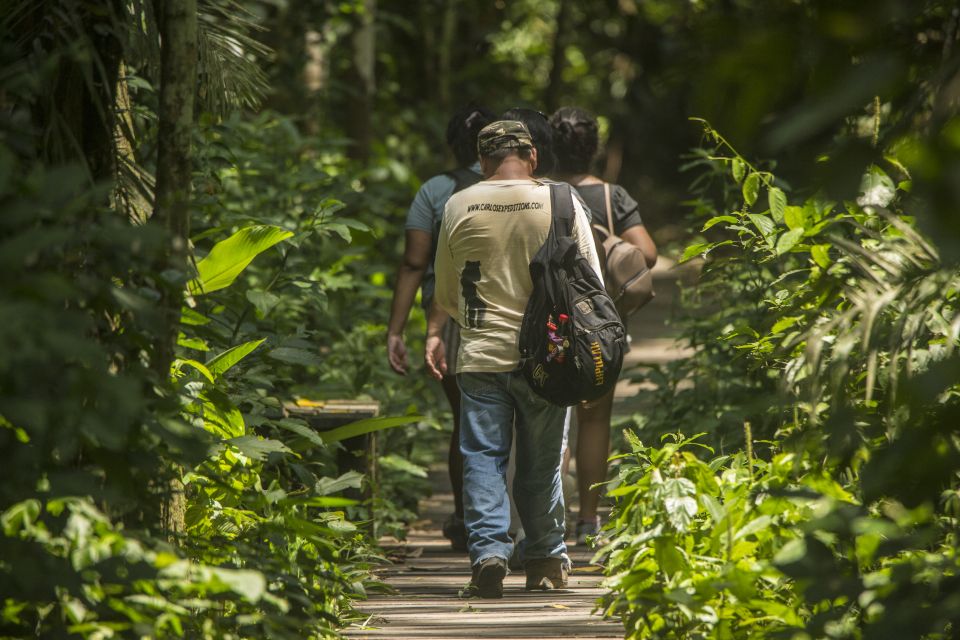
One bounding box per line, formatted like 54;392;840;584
246;289;281;316
203;402;245;439
680;241;712;263
775;228;804;255
267;347;323;367
315;471;364;496
784;205;806;230
701;215;738;231
227;435;292;461
771;315;802;334
379;454;428;478
188;225;292;295
857;165;896;208
731;158;746;183
319;415;422;444
180;307;211;326
742;172;760;206
274;418;325;446
178;334;210;351
207;567;266;603
811;244;831;268
207;339;266;378
734;515;772;540
172;358;215;383
768;186;787;222
747;213;775;237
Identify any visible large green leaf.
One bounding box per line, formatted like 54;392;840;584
747;213;775;238
267;347;324;367
742;172;760;206
319;415;422;444
207;338;266;378
775;228;804;255
731;158;746;183
379;454;428;478
314;471;364;496
207;567;266;603
227;435;293;460
701;215;738;232
768;187;787;222
857;165;896;207
811;244;832;268
274;418;325;447
188;225;293;295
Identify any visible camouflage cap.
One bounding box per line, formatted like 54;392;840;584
477;120;534;156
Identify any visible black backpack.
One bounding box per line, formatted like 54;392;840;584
518;183;626;406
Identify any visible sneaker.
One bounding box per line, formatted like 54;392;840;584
525;557;569;591
442;514;468;552
575;516;601;547
461;557;508;599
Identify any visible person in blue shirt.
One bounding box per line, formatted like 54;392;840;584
386;104;495;551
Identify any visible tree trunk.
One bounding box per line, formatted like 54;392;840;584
544;0;570;113
26;1;124;183
346;0;376;161
438;0;457;112
153;0;198;539
419;1;437;101
114;61;154;224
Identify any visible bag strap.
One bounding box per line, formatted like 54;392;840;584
603;182;615;236
446;167;483;194
549;182;575;238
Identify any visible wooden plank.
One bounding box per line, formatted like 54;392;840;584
345;469;623;640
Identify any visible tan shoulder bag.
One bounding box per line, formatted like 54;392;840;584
592;183;655;317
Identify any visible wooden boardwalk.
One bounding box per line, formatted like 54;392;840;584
347;259;691;639
346;486;623;640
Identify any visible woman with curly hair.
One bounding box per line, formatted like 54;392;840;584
550;106;658;544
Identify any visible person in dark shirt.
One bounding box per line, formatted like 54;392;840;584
550;106;658;545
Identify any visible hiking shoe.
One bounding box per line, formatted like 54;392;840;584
524;557;569;591
442;513;468;552
575;516;601;547
461;557;508;599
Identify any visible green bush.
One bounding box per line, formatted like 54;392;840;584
603;121;960;639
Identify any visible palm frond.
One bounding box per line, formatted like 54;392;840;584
196;0;271;114
797;212;958;416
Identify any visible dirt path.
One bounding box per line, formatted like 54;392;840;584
346;260;691;639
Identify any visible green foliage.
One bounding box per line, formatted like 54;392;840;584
189;110;449;537
188;225;294;295
605;120;960;639
0;6;437;634
600;432;850;638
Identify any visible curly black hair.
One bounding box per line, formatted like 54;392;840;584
447;103;496;167
500;107;556;177
549;106;599;176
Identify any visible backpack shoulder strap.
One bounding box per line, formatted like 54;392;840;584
445;167;483;194
603;182;615;235
549;182;575;238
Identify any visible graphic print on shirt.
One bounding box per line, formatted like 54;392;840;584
460;260;486;329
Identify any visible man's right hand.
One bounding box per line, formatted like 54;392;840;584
387;333;408;375
424;335;447;381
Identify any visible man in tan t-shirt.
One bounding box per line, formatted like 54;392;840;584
425;121;601;598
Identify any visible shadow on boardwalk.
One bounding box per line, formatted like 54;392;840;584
347;259;693;639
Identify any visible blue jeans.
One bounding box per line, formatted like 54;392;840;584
457;371;569;568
